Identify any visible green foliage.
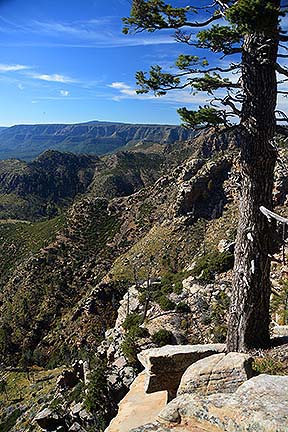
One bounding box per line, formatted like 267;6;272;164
178;106;227;128
136;66;180;95
226;0;282;33
0;215;65;284
151;329;173;346
192;251;234;282
121;334;139;366
123;0;189;34
175;55;206;70
0;379;8;397
252;357;285;375
157;295;176;311
197;25;241;53
122;313;142;331
192;73;233;94
212;324;227;343
160;270;189;294
138;271;188;312
176;302;191;313
85;362;108;430
121;313;149;365
0;409;22;432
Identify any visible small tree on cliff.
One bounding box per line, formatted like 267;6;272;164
123;0;288;352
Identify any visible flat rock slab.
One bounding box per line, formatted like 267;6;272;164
138;344;225;394
178;352;254;396
145;374;288;432
106;372;167;432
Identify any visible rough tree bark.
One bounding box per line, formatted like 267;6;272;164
227;15;280;351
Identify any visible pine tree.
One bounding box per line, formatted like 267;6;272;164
123;0;288;351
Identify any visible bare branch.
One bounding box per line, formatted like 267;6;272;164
172;64;240;78
180;14;222;28
222;96;241;115
276;63;288;77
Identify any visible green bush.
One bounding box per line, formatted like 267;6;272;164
85;362;108;430
121;334;139;366
192;251;234;281
121;313;149;365
152;329;173;347
252;357;285;375
160;271;189;295
212;324;227;343
122;313;142;331
176;302;191;313
157;295;176;311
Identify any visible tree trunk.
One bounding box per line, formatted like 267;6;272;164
227;18;279;351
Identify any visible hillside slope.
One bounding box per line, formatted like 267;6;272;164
1;128;288;431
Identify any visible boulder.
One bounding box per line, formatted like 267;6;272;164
106;372;167;432
148;374;288;432
34;408;65;430
178;352;254;396
115;286;140;328
138;344;225;398
70;402;83;418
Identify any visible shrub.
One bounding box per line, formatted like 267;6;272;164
121;334;139;366
157;295;176;311
152;329;173;347
121;313;149;365
192;251;234;281
122;313;142;331
212;324;227;343
85;362;108;430
176;302;191;313
252;357;285;375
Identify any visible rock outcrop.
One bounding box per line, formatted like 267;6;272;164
149;374;288;432
178;352;254;396
106;372;167;432
138;344;225;398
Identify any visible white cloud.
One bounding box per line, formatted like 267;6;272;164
60;90;70;96
0;63;29;72
31;73;75;83
18;83;24;90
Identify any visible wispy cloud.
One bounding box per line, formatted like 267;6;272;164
0;63;29;72
30;73;76;83
0;16;176;48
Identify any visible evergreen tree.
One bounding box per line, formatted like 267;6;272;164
123;0;288;351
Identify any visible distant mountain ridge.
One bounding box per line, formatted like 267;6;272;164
0;120;196;160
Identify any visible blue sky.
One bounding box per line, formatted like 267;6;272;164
0;0;286;126
0;0;221;126
0;0;186;125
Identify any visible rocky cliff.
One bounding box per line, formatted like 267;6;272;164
0;121;196;160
